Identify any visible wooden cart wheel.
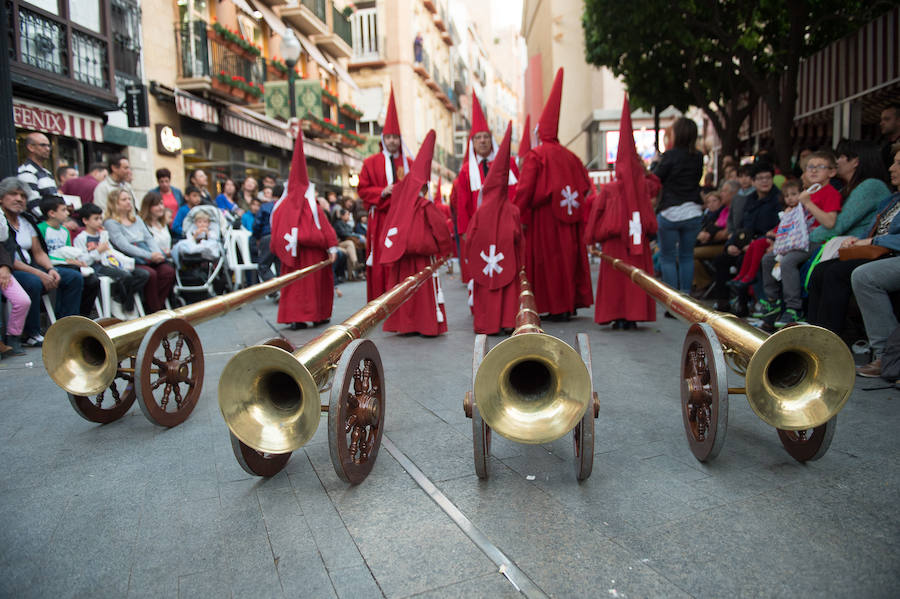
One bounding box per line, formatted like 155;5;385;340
573;332;595;481
261;337;294;352
681;323;729;462
328;339;385;484
135;318;204;427
229;432;292;477
472;334;491;479
776;416;837;462
67;356;138;424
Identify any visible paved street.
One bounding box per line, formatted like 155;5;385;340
1;264;899;599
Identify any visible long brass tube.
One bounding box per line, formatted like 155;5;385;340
218;256;448;453
597;252;854;429
43;259;331;396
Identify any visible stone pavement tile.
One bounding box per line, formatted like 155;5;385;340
405;572;520;598
276;552;338;599
126;564;179;599
386;424;482;483
688;465;775;502
328;564;383;599
302;438;418;497
176;570;232;599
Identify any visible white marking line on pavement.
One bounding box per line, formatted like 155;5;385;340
382;436;548;599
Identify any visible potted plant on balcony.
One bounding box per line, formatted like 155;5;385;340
246;81;264;103
321;86;339;106
212;70;232;94
339;102;363;120
267;58;289;80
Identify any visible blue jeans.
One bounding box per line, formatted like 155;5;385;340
657;214;703;292
13;266;83;337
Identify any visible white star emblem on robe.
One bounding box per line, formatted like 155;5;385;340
629;211;642;245
284;227;298;257
384;227;398;248
560;185;580;215
480;244;504;277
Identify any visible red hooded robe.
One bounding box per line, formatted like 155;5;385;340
451;92;518;283
584;95;661;324
380;130;455;335
513;68;593;315
270;131;338;324
464;123;523;334
357;85;412;301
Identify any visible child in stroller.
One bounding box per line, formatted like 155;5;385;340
171;205;222;266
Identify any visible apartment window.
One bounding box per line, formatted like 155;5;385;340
111;0;141;80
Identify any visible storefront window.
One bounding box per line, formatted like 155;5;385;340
210;142;230;163
264;156;281;172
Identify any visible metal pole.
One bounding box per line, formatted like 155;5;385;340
0;8;18;174
287;65;296;120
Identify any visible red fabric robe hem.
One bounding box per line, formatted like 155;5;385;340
277;247;334;323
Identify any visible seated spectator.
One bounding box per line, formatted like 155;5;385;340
150;168;184;214
242;197;261;232
37;196;100;317
215;178;244;225
712;162;781;314
74;204;149;315
173;186;204;237
171;206;221;266
260;186;274;203
104;188;175;312
139;192;172;258
354;212;368;239
187;169;214;206
806;143;900;340
853;255;900;378
333;208;364;280
756;152;842;325
60;162;107;208
881;104;900;171
56;165;77;189
693;180;738;292
253;192;276;283
237;177;258;212
0;208;31;356
735;164;755;201
0;177;82;346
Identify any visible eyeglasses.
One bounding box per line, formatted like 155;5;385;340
806;164;831;171
31;143;51;148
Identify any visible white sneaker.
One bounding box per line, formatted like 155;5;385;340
23;335;44;347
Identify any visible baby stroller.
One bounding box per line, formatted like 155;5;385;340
172;205;230;303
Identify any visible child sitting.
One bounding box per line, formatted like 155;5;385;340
74;204;149;316
757;151;842;326
1;211;31;356
171;206;221;266
37;196;100;316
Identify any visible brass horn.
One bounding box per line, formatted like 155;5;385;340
597;253;854;431
472;269;592;445
218;257;447;461
43;260;331;397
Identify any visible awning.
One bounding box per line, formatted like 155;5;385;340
175;90;219;125
298;34;335;75
13;98;104;142
248;0;286;37
321;49;359;91
222;109;293;150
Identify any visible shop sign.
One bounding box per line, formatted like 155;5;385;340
13;98;104;142
156;124;183;156
125;83;150;128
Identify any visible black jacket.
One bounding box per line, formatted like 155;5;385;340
652;147;703;212
727;187;781;248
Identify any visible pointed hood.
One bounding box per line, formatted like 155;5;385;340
517;114;531;160
470;92;489;138
537;68;563;143
382;85;401;136
379;130;435;264
270;131;328;266
465;123;518;290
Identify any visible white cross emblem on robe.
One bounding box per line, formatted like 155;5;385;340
384;227;398;248
560;185;580;215
629;211;642;245
283;227;298;257
480;244;504;277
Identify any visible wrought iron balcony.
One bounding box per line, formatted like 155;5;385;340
279;0;328;37
175;21;266;100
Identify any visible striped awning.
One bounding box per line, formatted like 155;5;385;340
175;90;220;125
13;98;104;142
221;111;293;150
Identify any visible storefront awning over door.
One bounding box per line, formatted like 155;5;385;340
221;110;293;150
13;98;104;142
175;90;220;125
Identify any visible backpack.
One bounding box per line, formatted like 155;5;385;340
881;325;900;382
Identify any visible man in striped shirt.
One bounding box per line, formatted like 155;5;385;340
17;132;59;216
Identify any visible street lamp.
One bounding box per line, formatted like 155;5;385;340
280;29;302;120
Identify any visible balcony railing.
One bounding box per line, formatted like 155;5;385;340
332;6;352;47
350;8;380;61
176;21;266;91
17;6;111;91
303;0;327;22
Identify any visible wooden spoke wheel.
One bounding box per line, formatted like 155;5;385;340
777;416;837;462
261;337;294;352
135;318;204;427
681;323;729;462
573;333;595;481
328;339;385;484
229;432;292;477
471;334;491;479
67;356;137;424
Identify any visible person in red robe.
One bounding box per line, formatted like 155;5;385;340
357;85;412;302
584;95;661;329
513;68;593;319
516;114;531;169
380;130;455;336
465;123;524;335
450;92;518;284
270;130;338;330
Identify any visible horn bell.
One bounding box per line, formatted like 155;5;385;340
43;316;118;396
474;333;591;444
218;345;321;453
745;325;855;430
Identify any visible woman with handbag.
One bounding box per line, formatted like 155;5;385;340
806;144;900;338
104;188;175;312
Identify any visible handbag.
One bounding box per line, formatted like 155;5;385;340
838;244;890;261
772;205;809;255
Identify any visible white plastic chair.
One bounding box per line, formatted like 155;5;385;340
95;276;146;320
225;228;262;288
